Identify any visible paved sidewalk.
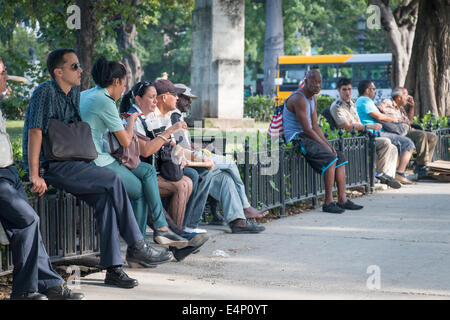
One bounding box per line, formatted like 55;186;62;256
77;180;450;300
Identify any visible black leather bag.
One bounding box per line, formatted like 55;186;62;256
379;121;408;136
158;143;183;182
43;119;98;161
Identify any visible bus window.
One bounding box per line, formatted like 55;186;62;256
279;64;305;91
338;65;352;79
315;64;339;90
352;63;369;84
351;63;391;89
368;63;391;88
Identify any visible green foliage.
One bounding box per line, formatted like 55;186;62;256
244;0;266;80
0;96;28;120
10;136;22;161
0;25;48;77
245;0;391;83
315;95;335;115
283;0;389;55
244;95;275;122
137;0;194;84
412;111;449;129
10;136;26;179
0;58;48;120
317;116;353;139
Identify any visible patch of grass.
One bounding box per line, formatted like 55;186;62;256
6;120;24;143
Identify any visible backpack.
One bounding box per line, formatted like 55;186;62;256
321;107;338;131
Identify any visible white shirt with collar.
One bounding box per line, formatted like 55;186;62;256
0;109;14;168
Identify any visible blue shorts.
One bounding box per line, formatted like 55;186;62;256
380;132;415;155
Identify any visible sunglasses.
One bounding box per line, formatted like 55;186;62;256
71;63;82;71
135;81;153;97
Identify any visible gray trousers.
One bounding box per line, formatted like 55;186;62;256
42;161;143;269
0;166;63;293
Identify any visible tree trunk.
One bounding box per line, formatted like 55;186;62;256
371;0;418;87
404;0;450;117
263;0;284;97
115;9;143;91
76;0;98;91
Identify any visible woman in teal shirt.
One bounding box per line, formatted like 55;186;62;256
80;57;187;250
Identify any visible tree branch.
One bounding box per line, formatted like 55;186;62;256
393;0;419;27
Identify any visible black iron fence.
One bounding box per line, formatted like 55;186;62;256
1;189;100;276
227;130;373;216
1;127;449;276
433;128;450;161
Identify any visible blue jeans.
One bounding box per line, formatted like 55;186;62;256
182;167;199;228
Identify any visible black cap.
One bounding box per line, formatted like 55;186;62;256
155;79;185;96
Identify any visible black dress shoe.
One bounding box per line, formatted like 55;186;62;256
188;233;209;247
10;292;48;300
170;233;210;262
153;229;189;248
377;173;401;189
43;284;85;300
229;219;265;234
105;267;139;289
126;240;173;268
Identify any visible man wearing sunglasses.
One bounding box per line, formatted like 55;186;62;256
23;49;172;291
356;80;415;185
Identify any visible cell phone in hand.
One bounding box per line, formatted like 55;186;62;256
120;112;144;118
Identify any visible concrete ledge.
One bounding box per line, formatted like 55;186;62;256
202;118;255;130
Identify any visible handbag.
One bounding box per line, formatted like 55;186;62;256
158;142;184;181
42;118;98;161
379;121;409;136
108;130;141;170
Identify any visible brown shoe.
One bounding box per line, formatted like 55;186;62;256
395;172;413;185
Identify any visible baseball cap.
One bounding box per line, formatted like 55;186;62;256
174;83;198;99
154;79;185;96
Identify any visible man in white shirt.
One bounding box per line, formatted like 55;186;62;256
0;57;84;300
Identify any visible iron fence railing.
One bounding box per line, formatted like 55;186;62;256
1;189;100;276
432;128;450;161
2;128;449;276
226;131;373;216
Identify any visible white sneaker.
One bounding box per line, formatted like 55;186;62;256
183;227;207;234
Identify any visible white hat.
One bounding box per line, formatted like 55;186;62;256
174;83;198;99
